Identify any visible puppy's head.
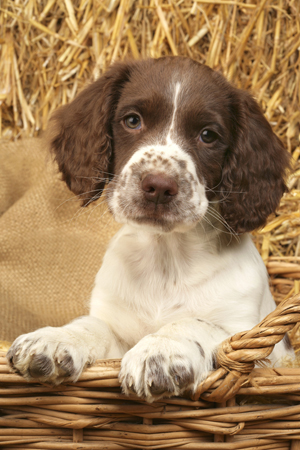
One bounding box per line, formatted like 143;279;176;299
50;57;290;234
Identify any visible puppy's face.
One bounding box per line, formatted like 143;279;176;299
50;57;290;234
107;60;233;232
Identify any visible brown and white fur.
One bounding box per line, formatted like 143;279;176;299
7;57;293;402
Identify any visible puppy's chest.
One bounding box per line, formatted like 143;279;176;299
117;231;224;318
125;236;202;287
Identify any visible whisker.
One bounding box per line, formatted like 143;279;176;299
202;214;233;245
206;206;240;243
90;169;119;178
207;189;246;194
85;202;111;228
54;189;108;210
194;212;223;247
60;196;110;224
204;162;224;192
74;174;121;181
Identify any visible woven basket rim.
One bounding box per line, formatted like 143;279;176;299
2;293;300;402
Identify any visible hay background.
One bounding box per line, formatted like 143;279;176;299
0;1;299;342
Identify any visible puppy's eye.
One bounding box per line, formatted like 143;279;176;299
200;129;218;144
124;115;141;130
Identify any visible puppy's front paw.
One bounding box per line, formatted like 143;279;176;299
119;335;211;402
7;327;92;384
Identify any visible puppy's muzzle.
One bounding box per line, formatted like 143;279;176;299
142;173;178;204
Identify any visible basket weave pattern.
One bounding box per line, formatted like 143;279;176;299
1;294;300;449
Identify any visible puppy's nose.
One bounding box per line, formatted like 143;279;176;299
142;174;178;204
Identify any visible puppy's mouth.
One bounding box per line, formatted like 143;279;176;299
109;194;203;233
107;169;208;232
131;200;179;230
132;215;177;233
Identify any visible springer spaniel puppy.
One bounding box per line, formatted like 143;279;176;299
7;57;293;401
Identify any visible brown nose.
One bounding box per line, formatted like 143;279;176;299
141;174;178;204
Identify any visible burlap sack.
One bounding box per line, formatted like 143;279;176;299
0;138;121;342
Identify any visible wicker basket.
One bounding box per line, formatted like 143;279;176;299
1;294;300;450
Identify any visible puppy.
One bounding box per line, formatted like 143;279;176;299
7;57;292;402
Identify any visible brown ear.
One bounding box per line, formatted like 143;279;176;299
49;62;132;205
219;91;291;234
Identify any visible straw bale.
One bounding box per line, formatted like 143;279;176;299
0;1;300;343
1;1;298;141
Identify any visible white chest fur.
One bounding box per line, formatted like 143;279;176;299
90;224;270;347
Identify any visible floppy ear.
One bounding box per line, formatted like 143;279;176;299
219;91;291;234
49;62;132;205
